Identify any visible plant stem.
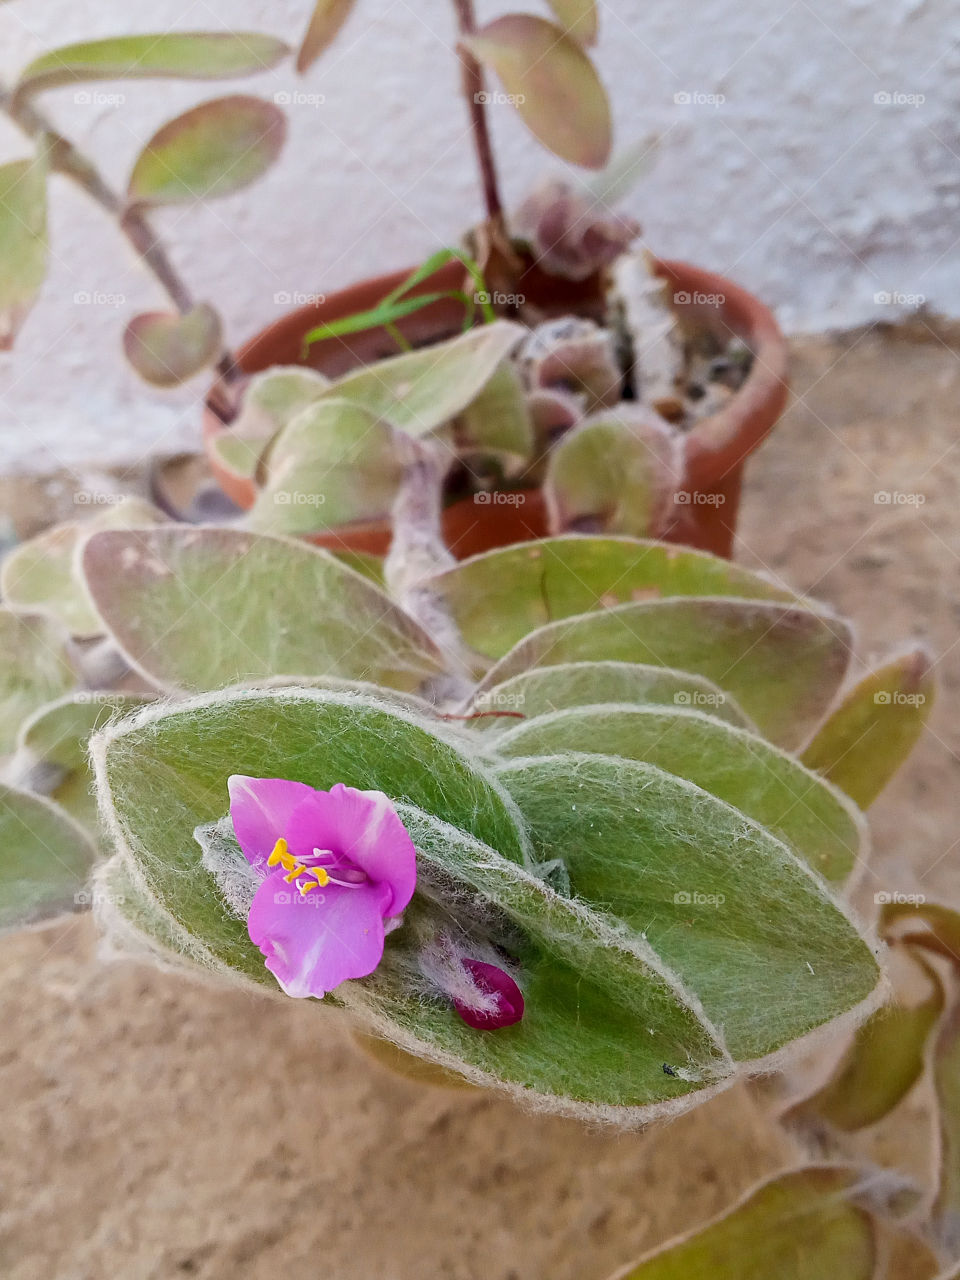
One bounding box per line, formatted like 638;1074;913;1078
384;438;475;703
0;84;239;385
452;0;505;227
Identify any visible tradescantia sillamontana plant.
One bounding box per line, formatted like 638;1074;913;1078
0;491;936;1124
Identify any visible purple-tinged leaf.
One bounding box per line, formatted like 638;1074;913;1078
127;96;286;206
123;303;222;387
297;0;358;73
462;16;612;169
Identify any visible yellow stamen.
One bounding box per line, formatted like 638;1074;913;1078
298;866;330;893
284;863;307;884
268;837;292;869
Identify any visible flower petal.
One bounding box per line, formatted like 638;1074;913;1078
247;869;388;998
285;783;416;916
228;775;315;869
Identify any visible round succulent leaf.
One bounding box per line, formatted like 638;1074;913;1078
463;16;612;168
296;0;359;72
1;498;166;638
475;596;852;750
546;0;598;44
801;648;934;809
127;95;286;206
214;367;330;486
0;783;98;932
465;662;753;732
425;535;797;661
494;753;878;1059
493;705;864;883
249;399;404;535
91;686;532;981
123;304;222;387
16;33;289;97
319;320;525;438
0;609;74;752
79;526;445;694
0;149;48;350
610;1167;875;1280
545;411;682;539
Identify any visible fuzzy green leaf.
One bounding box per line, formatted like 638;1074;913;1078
0;609;74;752
475;596;851;749
1;498;165;638
13;693;152;830
249;399;403;534
0;150;48;349
0;783;98;932
79;526;445;693
127;96;286;206
610;1167;875;1280
212;366;330;486
16;33;289;97
494;753;878;1058
794;961;943;1131
544;411;681;539
426;535;797;661
801;649;934;809
465;662;753;731
314;321;524;438
296;0;358;73
123;303;222;387
493;706;864;883
463;16;612;168
451;361;535;469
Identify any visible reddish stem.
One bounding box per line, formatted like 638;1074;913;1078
452;0;504;225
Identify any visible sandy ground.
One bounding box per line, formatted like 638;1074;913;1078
1;324;958;1280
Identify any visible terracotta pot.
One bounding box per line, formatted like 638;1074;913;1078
204;257;788;559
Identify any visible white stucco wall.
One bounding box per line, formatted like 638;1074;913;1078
0;0;956;471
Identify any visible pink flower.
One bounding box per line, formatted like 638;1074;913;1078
454;960;525;1031
228;776;417;999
